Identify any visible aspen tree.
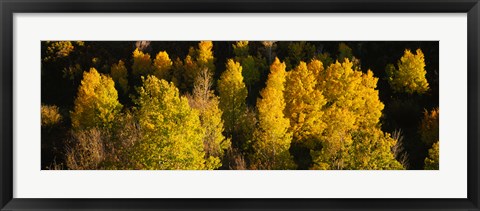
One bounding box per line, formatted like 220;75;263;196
311;59;402;169
190;68;231;169
252;58;296;169
152;51;173;81
110;60;129;94
132;48;153;76
387;49;429;94
218;59;248;136
424;141;439;170
132;76;208;170
71;68;122;130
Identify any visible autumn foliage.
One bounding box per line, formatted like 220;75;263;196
41;41;439;170
252;58;296;169
71;68;122;130
387;49;429;94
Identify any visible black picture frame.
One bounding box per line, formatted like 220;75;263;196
1;0;479;210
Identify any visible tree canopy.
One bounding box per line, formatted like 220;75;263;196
71;68;122;130
131;76;208;170
387;49;430;94
218;59;248;136
252;58;296;170
41;41;439;170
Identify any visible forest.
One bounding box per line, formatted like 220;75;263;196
41;41;439;170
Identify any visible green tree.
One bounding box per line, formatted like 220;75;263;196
337;42;353;62
424;141;439;170
132;75;208;170
182;53;199;91
218;59;248;136
241;56;261;93
110;60;129;94
152;51;173;81
189;68;231;169
233;41;261;93
340;128;404;170
317;52;334;69
386;49;430;94
171;57;184;88
252;58;296;169
132;48;153;76
285;41;316;70
71;68;122;130
233;41;249;58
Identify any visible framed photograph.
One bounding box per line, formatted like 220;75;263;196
1;0;479;210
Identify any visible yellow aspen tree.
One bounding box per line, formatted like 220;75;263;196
318;59;384;129
110;60;129;94
341;128;404;170
284;61;326;145
306;58;324;77
311;59;401;170
424;141;439;170
132;76;208;170
386;49;430;94
132;48;153;76
189;68;231;169
153;51;173;81
218;59;248;136
284;61;327;169
180;41;215;92
197;41;215;73
71;68;122;130
252;58;296;170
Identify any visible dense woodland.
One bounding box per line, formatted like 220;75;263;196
41;41;439;170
